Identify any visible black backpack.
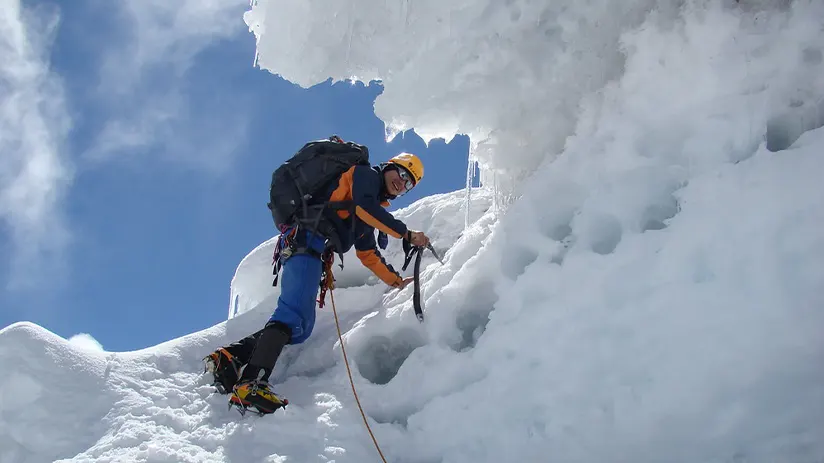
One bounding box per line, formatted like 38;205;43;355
267;136;370;233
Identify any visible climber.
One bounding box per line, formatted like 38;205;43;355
204;136;429;415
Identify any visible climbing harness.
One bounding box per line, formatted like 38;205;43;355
272;224;337;295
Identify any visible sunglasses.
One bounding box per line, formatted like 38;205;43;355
397;168;415;193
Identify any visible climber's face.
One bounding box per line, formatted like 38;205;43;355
383;167;411;196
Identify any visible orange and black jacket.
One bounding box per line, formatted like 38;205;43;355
317;165;408;287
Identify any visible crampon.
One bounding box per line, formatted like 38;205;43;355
229;380;289;417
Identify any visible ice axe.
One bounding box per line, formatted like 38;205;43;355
401;241;444;322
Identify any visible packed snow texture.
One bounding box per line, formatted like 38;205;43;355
3;0;824;462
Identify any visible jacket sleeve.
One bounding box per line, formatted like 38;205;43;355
351;166;408;239
355;230;404;287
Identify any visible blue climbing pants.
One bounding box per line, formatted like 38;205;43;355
269;231;327;344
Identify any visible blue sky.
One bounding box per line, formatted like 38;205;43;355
0;1;470;351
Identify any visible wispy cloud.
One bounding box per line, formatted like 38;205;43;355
0;0;73;291
117;0;247;77
87;0;250;172
0;0;251;296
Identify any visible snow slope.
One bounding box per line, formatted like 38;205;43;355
4;0;824;462
0;189;496;463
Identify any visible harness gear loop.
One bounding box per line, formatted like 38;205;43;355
329;288;388;463
272;225;299;286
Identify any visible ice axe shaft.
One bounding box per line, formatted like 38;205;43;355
400;241;443;323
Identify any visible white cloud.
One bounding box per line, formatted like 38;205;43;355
0;0;72;291
87;0;250;171
120;0;248;77
0;0;251;300
67;332;105;352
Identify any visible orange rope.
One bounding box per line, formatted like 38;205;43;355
329;288;388;463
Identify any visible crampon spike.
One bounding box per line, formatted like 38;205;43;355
228;390;288;417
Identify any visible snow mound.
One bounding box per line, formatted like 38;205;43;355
0;322;112;463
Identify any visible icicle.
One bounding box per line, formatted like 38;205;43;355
227;288;237;320
464;146;475;229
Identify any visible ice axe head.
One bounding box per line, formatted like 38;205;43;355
426;243;444;265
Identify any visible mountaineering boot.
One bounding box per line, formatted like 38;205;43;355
203;348;243;394
229;322;291;415
204;328;266;394
231;378;289;415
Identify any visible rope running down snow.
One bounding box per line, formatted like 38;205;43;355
329;288;388;463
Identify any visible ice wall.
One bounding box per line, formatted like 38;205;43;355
240;1;824;461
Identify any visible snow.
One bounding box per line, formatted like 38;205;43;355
4;0;824;462
67;333;106;352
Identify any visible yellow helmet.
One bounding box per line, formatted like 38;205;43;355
387;152;424;185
